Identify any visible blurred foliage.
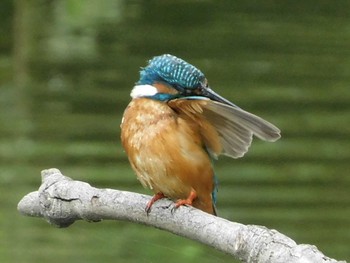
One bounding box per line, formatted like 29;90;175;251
0;0;349;262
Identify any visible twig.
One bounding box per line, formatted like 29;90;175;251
17;168;346;263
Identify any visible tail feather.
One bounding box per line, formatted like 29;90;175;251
193;197;217;215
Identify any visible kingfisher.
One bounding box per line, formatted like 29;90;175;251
120;54;280;215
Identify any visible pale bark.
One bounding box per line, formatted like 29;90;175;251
18;168;346;263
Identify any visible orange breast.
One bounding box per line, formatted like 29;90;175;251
120;98;216;213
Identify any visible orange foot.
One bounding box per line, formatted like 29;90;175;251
145;192;166;215
172;189;197;213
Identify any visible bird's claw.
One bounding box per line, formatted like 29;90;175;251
145;192;166;216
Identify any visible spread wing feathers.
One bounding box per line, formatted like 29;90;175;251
168;98;281;159
204;101;281;142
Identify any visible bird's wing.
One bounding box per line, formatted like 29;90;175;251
168;97;281;159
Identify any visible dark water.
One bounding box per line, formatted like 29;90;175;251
1;1;349;262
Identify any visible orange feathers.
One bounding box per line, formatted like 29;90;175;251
121;97;218;214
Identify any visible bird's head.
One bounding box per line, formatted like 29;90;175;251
131;54;236;107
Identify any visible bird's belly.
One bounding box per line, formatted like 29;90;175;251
134;154;189;198
121;98;214;200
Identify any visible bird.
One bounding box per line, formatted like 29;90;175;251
120;54;281;215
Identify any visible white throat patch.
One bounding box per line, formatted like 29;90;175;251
130;85;157;99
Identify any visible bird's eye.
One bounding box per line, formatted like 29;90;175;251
192;86;203;95
177;86;192;95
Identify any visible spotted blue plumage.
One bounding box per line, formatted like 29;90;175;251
138;54;206;89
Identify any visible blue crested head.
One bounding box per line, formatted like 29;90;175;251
138;54;206;91
136;54;237;107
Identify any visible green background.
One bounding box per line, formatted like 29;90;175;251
1;0;349;262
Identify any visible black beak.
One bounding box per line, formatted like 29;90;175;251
200;85;238;108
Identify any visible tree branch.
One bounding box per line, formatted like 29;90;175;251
18;168;346;263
